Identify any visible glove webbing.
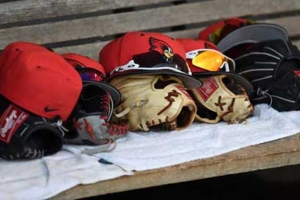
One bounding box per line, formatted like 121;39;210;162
233;40;300;111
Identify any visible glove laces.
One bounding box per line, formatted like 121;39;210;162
256;88;273;108
52;119;69;137
106;123;129;136
114;99;149;118
100;92;113;120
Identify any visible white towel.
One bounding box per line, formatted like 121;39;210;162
95;104;300;171
0;150;133;200
1;104;300;200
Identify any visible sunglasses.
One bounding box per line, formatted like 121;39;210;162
186;49;235;72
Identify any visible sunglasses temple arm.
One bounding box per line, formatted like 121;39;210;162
221;62;230;72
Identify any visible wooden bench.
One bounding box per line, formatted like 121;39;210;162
1;0;300;199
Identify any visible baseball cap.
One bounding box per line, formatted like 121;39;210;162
198;17;255;44
0;42;82;121
99;31;202;89
62;53;121;106
217;23;289;53
177;38;253;94
198;17;289;53
0;41;50;66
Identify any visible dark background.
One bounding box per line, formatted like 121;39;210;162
86;164;300;200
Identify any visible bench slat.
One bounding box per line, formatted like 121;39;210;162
0;0;181;25
263;17;300;37
1;0;300;49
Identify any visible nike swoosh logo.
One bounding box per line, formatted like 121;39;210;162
44;106;59;112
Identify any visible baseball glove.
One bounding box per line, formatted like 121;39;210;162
233;39;300;111
109;74;197;131
188;75;254;124
0;95;64;160
63;82;128;149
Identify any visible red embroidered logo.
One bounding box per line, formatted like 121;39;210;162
0;105;29;143
294;70;300;77
196;77;219;101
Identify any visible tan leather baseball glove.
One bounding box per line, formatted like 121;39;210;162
189;75;254;124
109;74;197;131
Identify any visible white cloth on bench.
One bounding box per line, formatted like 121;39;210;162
95;104;300;171
0;150;133;200
1;104;300;200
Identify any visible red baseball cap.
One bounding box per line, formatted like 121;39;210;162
198;17;255;44
198;17;289;54
62;53;121;106
0;41;50;66
99;31;202;88
177;38;253;94
0;42;82;121
62;53;106;77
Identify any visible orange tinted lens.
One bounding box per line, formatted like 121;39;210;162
192;50;227;71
